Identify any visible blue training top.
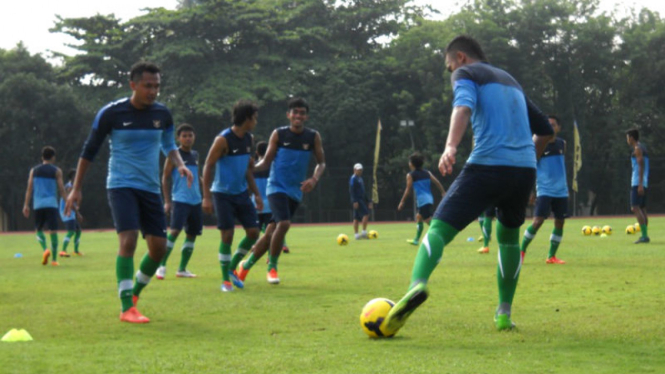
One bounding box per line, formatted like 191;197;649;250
349;174;366;204
212;128;253;195
253;169;271;213
410;169;434;207
631;143;649;187
59;181;75;222
451;62;551;169
172;149;202;204
267;126;317;202
536;138;568;198
80;98;177;194
32;163;58;210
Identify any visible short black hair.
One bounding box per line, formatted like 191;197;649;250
288;97;309;113
256;141;268;157
445;35;487;62
176;123;195;136
42;146;55;161
130;61;161;82
548;115;561;127
625;128;639;141
409;152;424;169
67;168;76;181
232;100;259;126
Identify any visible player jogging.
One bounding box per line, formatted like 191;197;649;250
59;169;83;257
350;163;373;240
626;128;650;244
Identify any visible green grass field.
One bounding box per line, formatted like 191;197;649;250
1;217;664;373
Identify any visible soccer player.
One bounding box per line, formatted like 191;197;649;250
477;206;496;253
520;115;569;263
59;169;83;257
201;100;263;292
22;146;67;266
626;128;650;244
384;35;553;333
397;152;445;245
157;123;203;279
66;62;194;324
350;163;373;240
235;97;326;285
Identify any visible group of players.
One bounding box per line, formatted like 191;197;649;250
22;35;651;331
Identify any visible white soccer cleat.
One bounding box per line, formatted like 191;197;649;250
155;266;166;280
176;269;197;278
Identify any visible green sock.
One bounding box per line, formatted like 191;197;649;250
496;222;521;312
410;219;459;289
179;239;195;272
414;222;424;242
161;233;176;266
243;253;257;270
116;256;134;312
219;242;232;282
521;225;537;253
230;236;256;271
548;228;563;258
478;215;485;231
50;233;58;261
483;218;493;247
62;231;75;252
642;224;648;238
268;254;279;271
36;231;47;250
74;230;81;253
133;254;160;297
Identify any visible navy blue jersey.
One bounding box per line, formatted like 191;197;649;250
212;128;253;195
451;62;552;168
253;169;271;213
536;138;568;198
80;98;177;194
410;169;434;207
631;143;649;187
32;164;58;209
267;126;317;202
172;149;202;204
349;175;366;204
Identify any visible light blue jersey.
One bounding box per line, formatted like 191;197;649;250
32;163;58;209
631;143;649;187
267;126;317;202
59;182;75;222
410;169;434;207
536;138;568;198
211;128;253;195
172;149;202;204
253;169;271;213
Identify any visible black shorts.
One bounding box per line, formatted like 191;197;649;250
213;191;259;230
535;196;568;219
35;208;58;231
484;205;497;218
353;200;369;221
257;213;272;231
630;186;647;208
433;164;535;230
170;201;203;236
107;188;166;237
64;219;80;232
417;204;433;220
268;193;300;223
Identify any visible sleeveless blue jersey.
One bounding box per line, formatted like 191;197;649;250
59;181;75;221
451;62;536;169
349;175;366;203
410;169;434;207
631;143;649;187
267;126;317;202
80;98;177;194
212;128;252;195
172;149;202;204
536;138;568;198
32;164;58;209
253;169;271;213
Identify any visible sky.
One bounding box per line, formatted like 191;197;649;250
2;0;665;58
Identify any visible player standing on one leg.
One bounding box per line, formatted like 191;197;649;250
477;206;496;253
23;146;67;266
520;115;569;263
201;100;263;292
397;152;445;246
384;35;553;333
626;128;650;244
59;169;84;257
235;97;326;285
157;123;203;279
350;163;373;240
66;62;193;323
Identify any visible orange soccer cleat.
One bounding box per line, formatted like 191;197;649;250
119;307;150;323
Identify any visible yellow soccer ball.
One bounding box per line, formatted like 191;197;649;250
581;226;592;236
368;230;379;239
591;226;602;236
337;234;349;246
602;225;612;235
634;223;641;232
625;225;636;234
360;298;396;338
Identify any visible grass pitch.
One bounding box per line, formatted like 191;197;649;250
1;217;664;373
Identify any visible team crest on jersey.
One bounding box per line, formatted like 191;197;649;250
153;120;161;128
303;144;310;150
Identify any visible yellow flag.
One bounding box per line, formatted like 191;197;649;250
572;120;582;192
372;120;382;204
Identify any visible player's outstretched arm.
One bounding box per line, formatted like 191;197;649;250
301;132;326;193
439;106;470;176
168;149;193;188
397;174;413;211
65;158;91;216
162;156;175;213
22;169;34;218
201;136;226;214
55;167;67;202
255;130;279;172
